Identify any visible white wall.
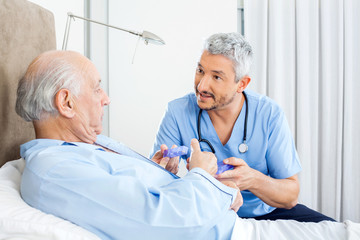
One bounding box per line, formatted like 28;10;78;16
107;0;237;156
27;0;84;53
27;0;238;157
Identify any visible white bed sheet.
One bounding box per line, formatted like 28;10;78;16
0;159;100;240
1;159;359;240
232;215;360;240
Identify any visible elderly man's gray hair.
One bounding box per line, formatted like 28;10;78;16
204;32;253;82
15;51;82;122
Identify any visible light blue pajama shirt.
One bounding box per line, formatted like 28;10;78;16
20;135;238;240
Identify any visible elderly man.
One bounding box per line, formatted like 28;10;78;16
15;50;241;240
16;50;358;240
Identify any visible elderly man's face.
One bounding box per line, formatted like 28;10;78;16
73;60;110;136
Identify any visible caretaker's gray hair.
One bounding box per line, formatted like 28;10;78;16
204;32;253;82
15;50;82;121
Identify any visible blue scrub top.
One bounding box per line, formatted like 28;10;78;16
150;90;302;217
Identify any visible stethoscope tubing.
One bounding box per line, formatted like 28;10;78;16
197;91;249;154
197;111;216;153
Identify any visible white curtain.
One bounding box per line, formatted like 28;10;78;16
244;0;360;222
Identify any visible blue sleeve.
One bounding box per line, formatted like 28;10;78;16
266;108;302;179
29;159;237;239
149;103;183;158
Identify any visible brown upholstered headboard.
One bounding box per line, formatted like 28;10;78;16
0;0;56;167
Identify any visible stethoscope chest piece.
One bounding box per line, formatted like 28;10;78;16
238;142;248;153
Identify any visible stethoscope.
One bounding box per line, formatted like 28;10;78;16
197;91;249;154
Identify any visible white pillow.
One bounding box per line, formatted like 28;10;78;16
0;159;101;240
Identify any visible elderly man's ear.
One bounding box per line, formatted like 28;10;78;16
55;89;76;118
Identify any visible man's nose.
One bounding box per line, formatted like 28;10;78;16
197;75;211;92
102;90;110;106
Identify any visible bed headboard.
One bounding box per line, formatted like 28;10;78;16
0;0;56;167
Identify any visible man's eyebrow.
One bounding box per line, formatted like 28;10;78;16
197;62;226;76
94;79;101;88
212;70;226;77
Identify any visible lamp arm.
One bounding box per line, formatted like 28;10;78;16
62;12;165;50
68;13;141;37
62;14;73;50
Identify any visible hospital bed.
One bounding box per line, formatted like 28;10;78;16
0;0;99;238
0;0;359;239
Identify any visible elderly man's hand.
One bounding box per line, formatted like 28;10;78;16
188;139;218;176
152;144;179;174
220;180;243;212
